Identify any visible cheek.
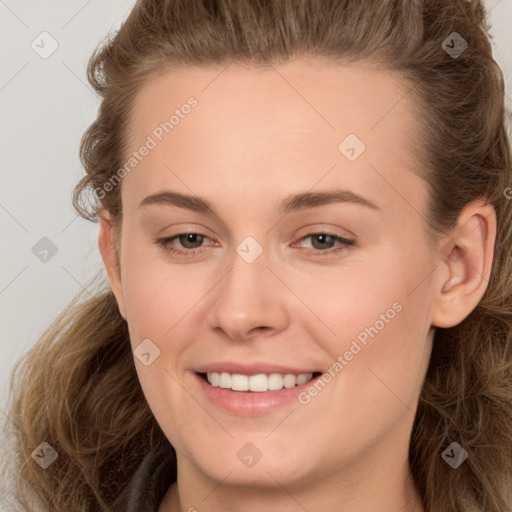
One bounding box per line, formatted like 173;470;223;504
120;244;199;344
286;251;407;347
299;245;432;400
297;280;431;461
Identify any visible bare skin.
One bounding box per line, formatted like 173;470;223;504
98;57;496;512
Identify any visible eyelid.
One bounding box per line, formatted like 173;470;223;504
294;222;355;239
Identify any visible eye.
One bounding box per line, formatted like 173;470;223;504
295;233;354;257
155;232;213;256
155;231;354;258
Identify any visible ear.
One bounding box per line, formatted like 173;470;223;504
98;210;127;320
431;200;497;328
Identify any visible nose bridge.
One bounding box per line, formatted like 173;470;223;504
207;236;289;340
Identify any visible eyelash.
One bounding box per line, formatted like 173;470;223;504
154;231;355;258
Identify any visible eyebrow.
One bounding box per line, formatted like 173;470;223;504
138;189;380;216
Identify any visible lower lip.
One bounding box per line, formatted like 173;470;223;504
193;372;322;416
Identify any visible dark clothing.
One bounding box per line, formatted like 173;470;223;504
126;448;177;512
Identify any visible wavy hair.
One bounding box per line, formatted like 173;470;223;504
3;0;512;510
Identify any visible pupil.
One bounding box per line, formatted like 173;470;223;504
181;233;202;248
313;234;333;249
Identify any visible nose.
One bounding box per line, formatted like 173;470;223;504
206;247;290;342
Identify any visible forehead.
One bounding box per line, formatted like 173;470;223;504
127;57;418;143
122;58;425;218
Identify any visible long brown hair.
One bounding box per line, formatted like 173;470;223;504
3;1;512;510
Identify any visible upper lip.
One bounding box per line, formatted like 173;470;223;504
193;361;321;376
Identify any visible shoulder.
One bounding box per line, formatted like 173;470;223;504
125;445;177;512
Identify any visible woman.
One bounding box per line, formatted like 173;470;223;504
3;0;512;511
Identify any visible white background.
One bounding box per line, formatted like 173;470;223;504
0;0;511;484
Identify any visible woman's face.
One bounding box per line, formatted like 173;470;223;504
104;58;441;497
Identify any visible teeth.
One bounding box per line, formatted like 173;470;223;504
231;373;249;391
205;372;314;392
296;373;310;385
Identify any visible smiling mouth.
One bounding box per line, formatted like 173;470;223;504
198;371;322;392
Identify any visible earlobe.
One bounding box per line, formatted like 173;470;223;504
97;211;127;320
431;201;496;329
